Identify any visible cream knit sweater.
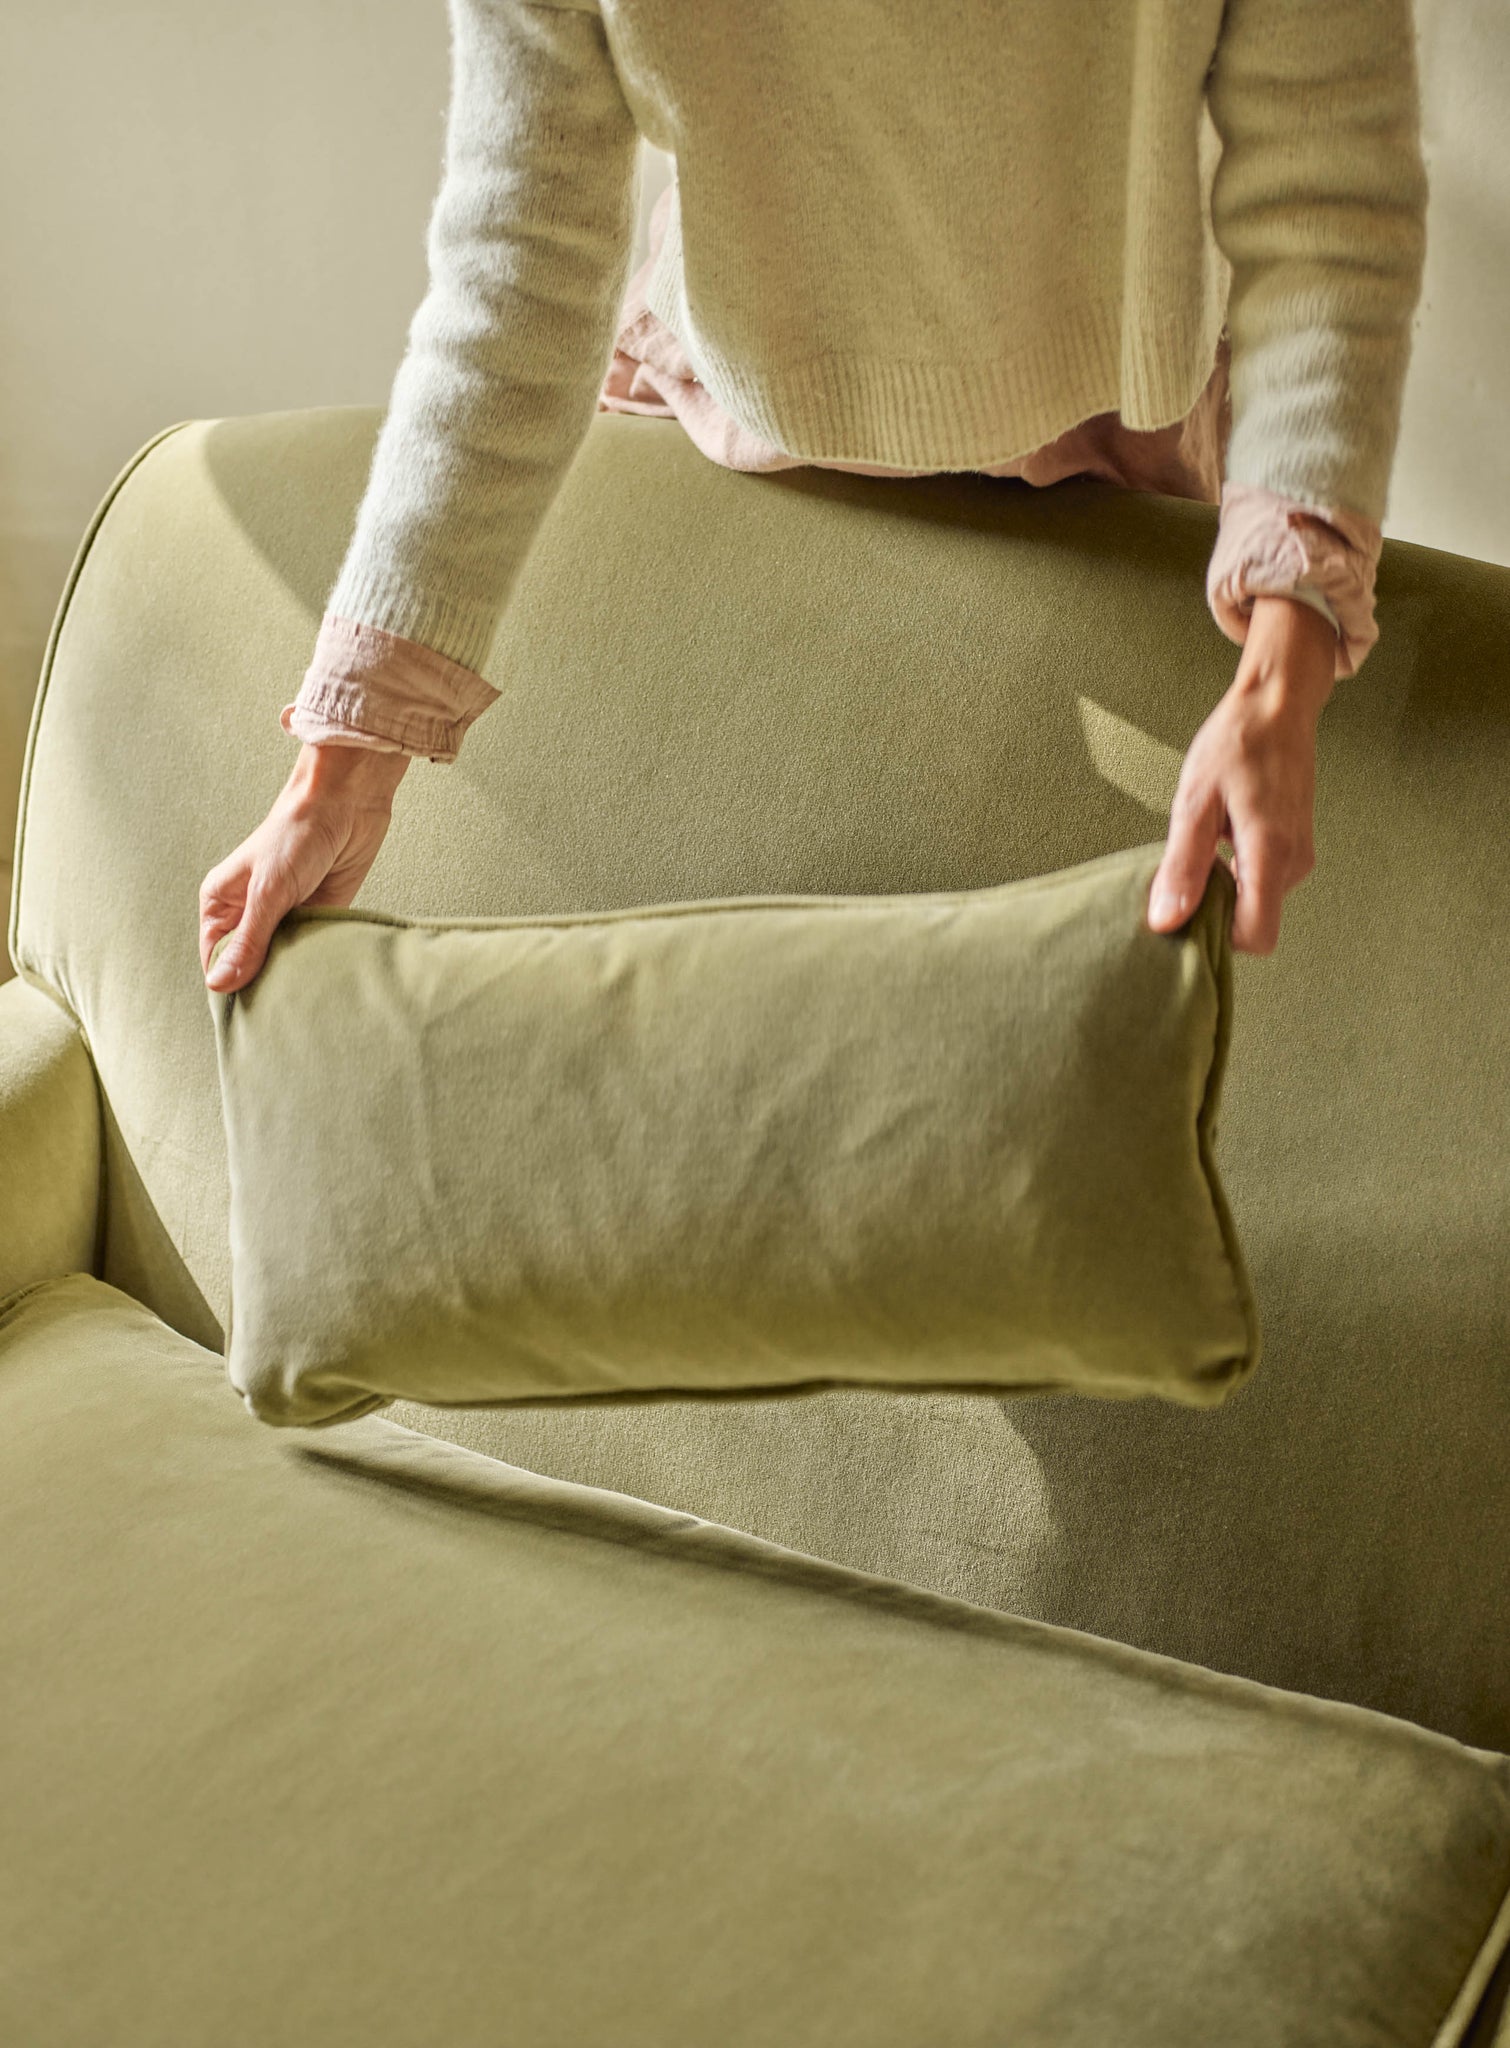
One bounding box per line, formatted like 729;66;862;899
296;0;1428;756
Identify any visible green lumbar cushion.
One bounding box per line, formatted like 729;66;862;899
208;839;1259;1428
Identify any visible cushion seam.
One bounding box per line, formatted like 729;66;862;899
269;843;1168;942
1192;868;1262;1389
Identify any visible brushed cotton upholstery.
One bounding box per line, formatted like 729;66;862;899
2;1271;1508;2048
8;404;1509;1749
0;974;101;1303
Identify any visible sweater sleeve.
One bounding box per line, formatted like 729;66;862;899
1202;0;1428;534
284;0;640;761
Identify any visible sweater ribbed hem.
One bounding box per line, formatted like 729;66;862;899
646;253;1220;474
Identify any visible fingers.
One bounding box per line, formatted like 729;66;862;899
203;861;299;993
1149;689;1319;955
199;773;397;994
1147;776;1225;935
1227;812;1314;956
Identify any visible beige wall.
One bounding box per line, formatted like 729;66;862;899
2;0;1505;939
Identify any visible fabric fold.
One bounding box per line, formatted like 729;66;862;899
281;614;501;765
1208;482;1382;679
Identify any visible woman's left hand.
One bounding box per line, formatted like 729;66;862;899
1147;593;1340;956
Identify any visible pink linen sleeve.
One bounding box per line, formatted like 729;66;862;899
279;615;502;766
1207;482;1383;680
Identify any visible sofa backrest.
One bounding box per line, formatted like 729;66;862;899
10;405;1509;1751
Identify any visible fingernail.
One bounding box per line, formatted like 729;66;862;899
1150;886;1181;923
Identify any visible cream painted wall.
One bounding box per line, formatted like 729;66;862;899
1388;0;1510;567
2;0;1505;948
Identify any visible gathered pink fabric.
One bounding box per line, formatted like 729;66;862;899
1206;483;1380;679
281;617;501;762
286;177;1383;757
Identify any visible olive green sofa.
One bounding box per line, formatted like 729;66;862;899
3;405;1508;2044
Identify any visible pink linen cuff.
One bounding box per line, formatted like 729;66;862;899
1207;483;1383;681
281;615;503;765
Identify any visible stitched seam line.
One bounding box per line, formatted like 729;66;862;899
279;844;1167;941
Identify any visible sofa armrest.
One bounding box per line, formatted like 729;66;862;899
0;975;101;1306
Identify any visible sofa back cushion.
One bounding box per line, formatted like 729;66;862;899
10;404;1510;1748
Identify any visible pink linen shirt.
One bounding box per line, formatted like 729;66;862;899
285;180;1382;763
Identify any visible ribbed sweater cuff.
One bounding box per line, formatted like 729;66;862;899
319;568;510;680
281;614;502;765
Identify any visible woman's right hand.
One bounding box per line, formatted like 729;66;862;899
200;741;413;993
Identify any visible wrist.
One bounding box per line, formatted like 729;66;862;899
1236;595;1337;715
292;739;412;800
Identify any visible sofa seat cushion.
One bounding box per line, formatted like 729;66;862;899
2;1272;1508;2048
